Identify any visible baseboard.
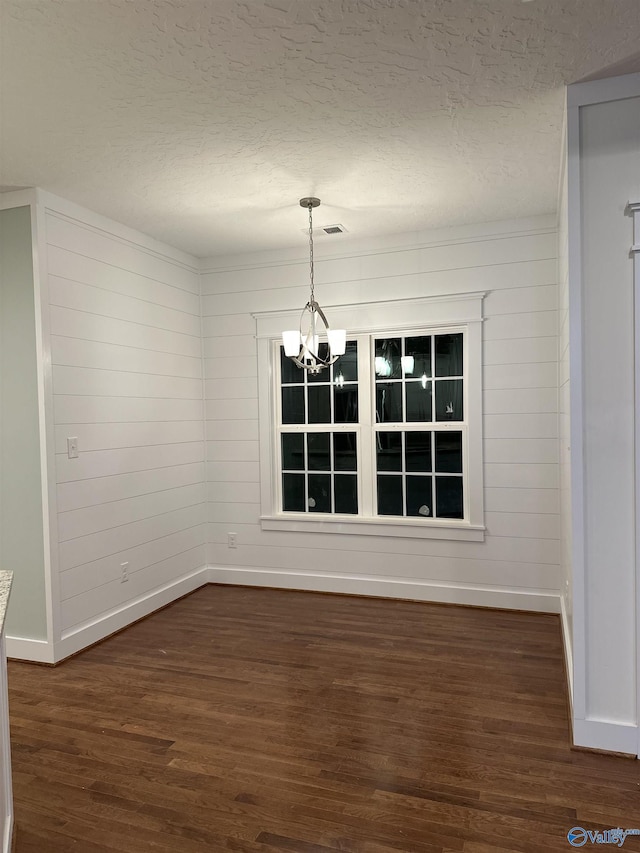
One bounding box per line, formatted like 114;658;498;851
207;567;561;613
573;717;637;757
4;814;12;853
560;593;574;717
53;568;210;662
6;636;55;664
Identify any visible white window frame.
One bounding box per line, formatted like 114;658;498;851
254;292;485;542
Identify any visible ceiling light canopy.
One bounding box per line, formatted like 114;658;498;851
282;198;346;374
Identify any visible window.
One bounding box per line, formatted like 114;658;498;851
256;293;485;541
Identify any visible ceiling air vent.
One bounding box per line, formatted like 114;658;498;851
322;224;347;235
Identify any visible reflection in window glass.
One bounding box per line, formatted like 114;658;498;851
377;475;403;516
375;338;402;379
282;386;305;424
308;473;331;513
406;381;432;422
435;432;462;473
335;474;358;514
435;333;463;377
283;473;305;512
333;433;357;471
335;341;358;382
307;432;330;471
334;386;358;423
376;432;402;472
307;385;331;423
282;433;304;470
405;432;432;472
376;383;402;422
405;336;431;378
436;476;463;518
435;379;463;421
406;475;433;517
280;347;303;384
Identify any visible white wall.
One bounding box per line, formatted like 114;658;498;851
0;205;48;641
39;193;208;658
201;216;561;611
568;73;640;754
557;123;573;695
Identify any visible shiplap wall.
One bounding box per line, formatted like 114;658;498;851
201;216;561;611
43;198;207;641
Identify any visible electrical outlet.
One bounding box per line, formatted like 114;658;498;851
120;561;129;582
227;532;237;549
67;436;79;458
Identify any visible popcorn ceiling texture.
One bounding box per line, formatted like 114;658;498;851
1;0;639;256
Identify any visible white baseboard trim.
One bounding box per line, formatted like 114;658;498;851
54;568;210;662
207;567;562;613
573;717;638;756
6;635;55;664
3;814;12;853
560;593;574;717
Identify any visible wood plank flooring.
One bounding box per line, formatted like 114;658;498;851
7;585;640;852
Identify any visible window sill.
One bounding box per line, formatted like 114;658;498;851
260;514;485;542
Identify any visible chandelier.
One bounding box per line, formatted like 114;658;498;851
282;197;346;374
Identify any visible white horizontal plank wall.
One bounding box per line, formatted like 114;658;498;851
40;192;208;659
557;123;573;703
202;216;561;612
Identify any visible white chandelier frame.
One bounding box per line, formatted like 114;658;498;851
282;197;346;375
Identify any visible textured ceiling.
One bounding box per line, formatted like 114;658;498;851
1;0;640;257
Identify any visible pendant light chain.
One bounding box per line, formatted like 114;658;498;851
281;196;346;373
308;201;315;304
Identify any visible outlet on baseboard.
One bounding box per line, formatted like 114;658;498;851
120;561;129;582
227;532;237;549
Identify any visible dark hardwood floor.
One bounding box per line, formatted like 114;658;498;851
7;585;640;852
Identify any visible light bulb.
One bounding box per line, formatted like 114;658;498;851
282;330;301;357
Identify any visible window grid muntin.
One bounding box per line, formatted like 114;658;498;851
276;327;468;522
278;342;361;516
372;330;466;521
373;332;464;425
280;430;359;515
376;429;465;519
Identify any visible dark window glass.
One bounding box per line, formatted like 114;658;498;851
307;343;330;382
334;341;358;382
406;475;433;518
375;338;402;379
435;476;463;518
307;432;330;471
282;386;304;424
405;432;432;472
406;381;432;422
377;475;403;516
308;473;331;513
307;385;331;423
282;433;304;470
435;432;462;473
334;386;358;423
405;336;431;378
435;333;463;377
280;346;303;384
376;432;402;472
282;473;305;512
376;383;402;423
334;474;358;514
435;379;463;421
334;433;357;471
